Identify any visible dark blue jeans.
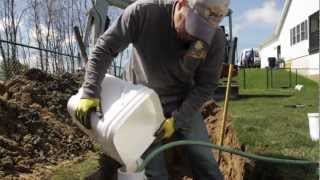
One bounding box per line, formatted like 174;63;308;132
142;112;224;180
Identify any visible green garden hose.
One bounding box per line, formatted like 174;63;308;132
136;140;319;172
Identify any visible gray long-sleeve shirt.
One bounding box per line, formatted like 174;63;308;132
82;0;226;130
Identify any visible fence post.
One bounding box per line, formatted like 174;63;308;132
270;68;273;88
266;68;269;89
243;68;246;89
74;26;88;65
295;69;298;86
289;68;292;88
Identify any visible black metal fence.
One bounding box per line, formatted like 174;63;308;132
0;39;129;80
0;39;81;80
239;68;318;89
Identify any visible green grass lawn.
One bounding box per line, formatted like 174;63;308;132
50;151;99;180
227;68;319;161
221;68;319;179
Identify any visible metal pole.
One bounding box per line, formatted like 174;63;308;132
243;68;246;89
289;68;292;88
73;26;88;65
266;68;269;89
295;69;298;85
270;68;273;89
228;9;233;40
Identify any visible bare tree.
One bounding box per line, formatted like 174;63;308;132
0;0;28;78
1;0;90;76
29;0;45;70
43;0;54;72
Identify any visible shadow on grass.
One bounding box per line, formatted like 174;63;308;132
238;94;293;99
244;153;319;180
214;93;293;102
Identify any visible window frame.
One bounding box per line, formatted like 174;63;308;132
290;28;293;46
301;21;305;40
309;11;319;54
292;27;296;44
296;24;301;43
305;20;308;40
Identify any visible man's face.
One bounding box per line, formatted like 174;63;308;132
173;1;195;42
196;3;228;28
173;0;227;43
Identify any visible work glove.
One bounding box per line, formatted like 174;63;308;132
75;98;102;129
155;117;175;140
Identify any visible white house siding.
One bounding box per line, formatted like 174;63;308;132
259;0;319;76
260;40;279;68
279;0;318;69
291;53;320;75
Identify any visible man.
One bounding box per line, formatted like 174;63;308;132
76;0;230;179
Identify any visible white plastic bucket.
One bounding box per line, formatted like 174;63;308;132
67;74;164;172
308;113;320;141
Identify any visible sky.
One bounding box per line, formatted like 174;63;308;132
109;0;285;61
224;0;285;54
110;0;286;62
1;0;286;63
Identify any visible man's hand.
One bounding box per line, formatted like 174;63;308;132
75;98;101;129
155;117;175;140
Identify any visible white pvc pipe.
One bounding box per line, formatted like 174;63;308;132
117;168;146;180
308;113;320;141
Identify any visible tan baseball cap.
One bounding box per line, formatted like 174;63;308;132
189;0;230;27
184;0;230;45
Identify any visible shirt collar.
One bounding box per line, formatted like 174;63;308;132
171;0;178;29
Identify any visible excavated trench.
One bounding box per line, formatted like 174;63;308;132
166;100;247;180
166;101;318;180
0;69;317;180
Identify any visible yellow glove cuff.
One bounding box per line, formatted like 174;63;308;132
77;98;100;112
163;117;175;139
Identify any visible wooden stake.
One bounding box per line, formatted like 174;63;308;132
218;63;233;165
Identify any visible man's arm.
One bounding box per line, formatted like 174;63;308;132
173;28;226;131
82;3;142;98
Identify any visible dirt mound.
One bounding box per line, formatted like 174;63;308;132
167;100;246;180
0;69;93;179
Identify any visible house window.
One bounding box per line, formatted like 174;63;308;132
277;45;281;59
301;22;305;40
296;24;301;43
290;29;293;45
309;11;319;54
293;27;296;44
305;20;308;40
290;20;309;46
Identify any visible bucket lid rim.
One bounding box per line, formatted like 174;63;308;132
308;113;320;117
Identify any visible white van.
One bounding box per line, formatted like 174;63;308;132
240;48;261;68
